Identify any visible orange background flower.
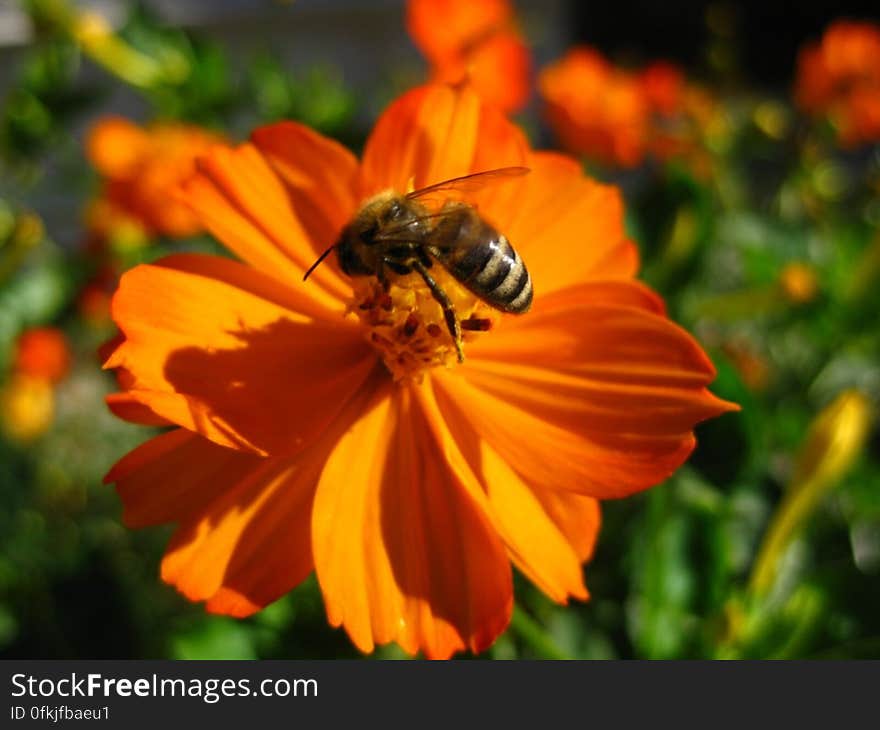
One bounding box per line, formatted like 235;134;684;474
86;116;225;240
14;327;71;384
641;61;686;117
794;20;880;146
407;0;531;113
539;47;651;167
1;328;70;442
103;83;735;658
540;47;721;173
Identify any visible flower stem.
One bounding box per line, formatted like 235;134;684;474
508;606;572;660
70;11;169;89
28;0;181;89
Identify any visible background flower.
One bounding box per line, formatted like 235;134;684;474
539;47;650;167
407;0;532;113
794;20;880;146
85;117;225;244
1;328;70;442
539;46;721;172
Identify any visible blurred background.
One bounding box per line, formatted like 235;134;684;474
1;0;879;659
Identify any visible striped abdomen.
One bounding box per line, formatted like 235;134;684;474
433;206;532;313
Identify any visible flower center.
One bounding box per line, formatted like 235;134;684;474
348;268;499;381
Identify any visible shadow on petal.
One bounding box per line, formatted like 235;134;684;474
155;316;377;455
377;387;513;658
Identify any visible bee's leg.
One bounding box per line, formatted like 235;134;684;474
383;259;412;276
376;259;390;291
411;260;463;363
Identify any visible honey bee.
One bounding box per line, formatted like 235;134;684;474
304;167;533;362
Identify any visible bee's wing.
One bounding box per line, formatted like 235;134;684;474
406;167;529;202
371;211;452;243
372;168;529;244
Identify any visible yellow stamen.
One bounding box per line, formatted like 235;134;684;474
348;269;499;382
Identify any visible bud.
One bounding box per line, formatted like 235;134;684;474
790;390;871;492
750;390;872;594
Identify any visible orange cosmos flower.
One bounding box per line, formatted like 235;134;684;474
86;116;225;241
1;328;70;441
795;20;880;146
640;61;686;118
539;47;651;167
540;49;720;174
102;82;736;658
14;327;71;384
407;0;531;113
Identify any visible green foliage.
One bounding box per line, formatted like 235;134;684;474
0;38;98;168
118;4;238;124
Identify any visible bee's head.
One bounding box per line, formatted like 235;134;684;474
352;193;409;245
306;193;417;281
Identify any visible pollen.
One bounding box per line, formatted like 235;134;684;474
348;268;500;381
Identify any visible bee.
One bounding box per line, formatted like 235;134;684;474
304;167;532;362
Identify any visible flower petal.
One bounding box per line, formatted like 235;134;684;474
105;392;173;426
105;428;260;528
531;488;602;563
85;116;148;178
159;444;320;618
179;143;349;307
502;151;639;295
407;0;511;66
105;255;376;455
109;368;387;619
464;31;532;114
427;377;589;603
445;282;737;498
250;121;359;256
359;83;528;197
312;383;512;659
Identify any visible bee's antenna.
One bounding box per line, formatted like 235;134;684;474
303;245;335;281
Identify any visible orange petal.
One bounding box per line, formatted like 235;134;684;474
105;392;173;426
423;378;589;604
179;143;349;307
531;488;601;563
85;116;148;178
532;279;666;316
441;282;737;498
110;368;387;618
160;444;320;618
464;31;532;114
502;151;639;296
312;383;512;658
105;428;261;528
250;121;359;258
359;83;528;197
106;255;376;455
407;0;511;65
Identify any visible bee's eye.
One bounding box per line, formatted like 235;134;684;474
360;222;378;244
387;202;403;220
